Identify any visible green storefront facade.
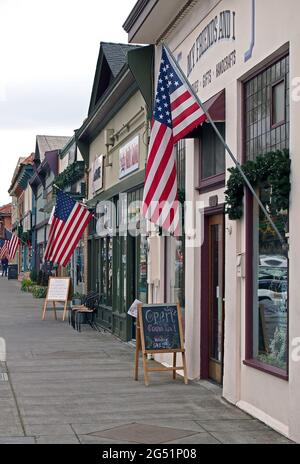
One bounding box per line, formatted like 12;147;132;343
88;178;148;341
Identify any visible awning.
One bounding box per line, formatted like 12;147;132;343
204;89;225;122
184;89;225;138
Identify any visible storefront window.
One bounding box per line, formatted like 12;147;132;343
70;243;85;294
121;236;127;312
272;80;286;126
100;237;112;306
245;55;289;374
127;187;148;305
245;55;289;161
138;235;148;303
252;187;288;371
201;122;225;179
165;141;186;322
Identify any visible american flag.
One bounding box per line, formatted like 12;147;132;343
143;45;207;235
8;234;20;260
0;240;9;259
44;190;92;267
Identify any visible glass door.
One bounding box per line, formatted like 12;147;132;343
208;215;225;384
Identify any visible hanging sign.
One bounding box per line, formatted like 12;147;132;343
119;135;139;179
92;155;104;194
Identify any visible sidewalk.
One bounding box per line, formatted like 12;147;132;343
0;278;292;444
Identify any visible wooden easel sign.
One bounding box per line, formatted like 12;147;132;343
134;304;188;386
42;277;71;322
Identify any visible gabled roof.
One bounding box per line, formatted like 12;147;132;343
8;154;35;196
0;204;11;216
88;42;141;115
102;43;140;78
34;135;71;163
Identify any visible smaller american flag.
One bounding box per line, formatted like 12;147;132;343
0;240;10;259
8;234;20;261
44;190;92;267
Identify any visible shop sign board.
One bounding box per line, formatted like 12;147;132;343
42;277;71;322
134;304;188;386
92;155;104;194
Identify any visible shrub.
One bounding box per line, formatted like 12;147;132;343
21;279;33;292
31;286;47;299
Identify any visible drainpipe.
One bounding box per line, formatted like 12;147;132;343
244;0;256;62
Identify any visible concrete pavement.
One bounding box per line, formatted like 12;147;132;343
0;277;292;444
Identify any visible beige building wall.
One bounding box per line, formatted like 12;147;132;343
88;91;148;198
154;0;300;441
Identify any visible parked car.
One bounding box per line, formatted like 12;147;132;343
258;278;287;312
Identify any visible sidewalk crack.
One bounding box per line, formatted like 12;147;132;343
5;362;27;437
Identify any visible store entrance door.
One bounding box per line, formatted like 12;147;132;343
207;214;225;385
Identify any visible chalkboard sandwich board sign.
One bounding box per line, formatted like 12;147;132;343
42;277;71;322
135;304;188;386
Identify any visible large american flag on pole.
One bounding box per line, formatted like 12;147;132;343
44;190;92;267
142;45;207;235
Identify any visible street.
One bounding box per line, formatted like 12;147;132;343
0;278;292;444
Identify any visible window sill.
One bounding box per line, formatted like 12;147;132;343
243;359;288;381
196;173;226;194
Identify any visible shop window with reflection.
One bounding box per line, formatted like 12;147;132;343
99;237;113;307
166;237;185;310
245;55;289;374
253;187;288;371
245;55;289;160
127;187;148;305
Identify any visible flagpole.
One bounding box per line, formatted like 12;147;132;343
163;44;287;248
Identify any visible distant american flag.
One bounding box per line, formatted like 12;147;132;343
143;46;207;235
0;240;9;259
44;190;92;267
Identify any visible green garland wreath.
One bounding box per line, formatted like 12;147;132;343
225;149;291;220
54;161;85;191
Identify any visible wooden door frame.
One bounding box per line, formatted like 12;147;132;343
200;205;225;381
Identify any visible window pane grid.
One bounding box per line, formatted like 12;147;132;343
245;54;289;374
245;56;289;161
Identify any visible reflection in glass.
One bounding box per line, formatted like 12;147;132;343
253;186;288;371
100;237;113;306
138;235;148;303
272;81;285;126
166;237;185;328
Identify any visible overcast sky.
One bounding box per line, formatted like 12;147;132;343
0;0;137;205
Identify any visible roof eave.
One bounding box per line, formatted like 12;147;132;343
123;0;153;33
76;66;134;141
